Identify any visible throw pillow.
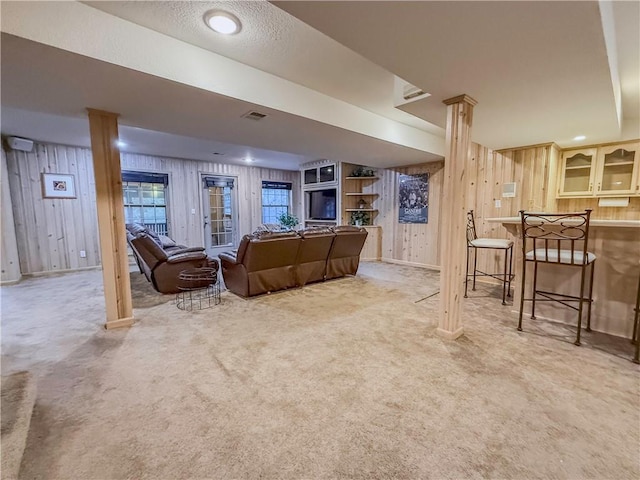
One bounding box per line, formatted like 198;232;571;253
158;235;177;248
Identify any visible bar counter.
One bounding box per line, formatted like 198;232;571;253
487;217;640;338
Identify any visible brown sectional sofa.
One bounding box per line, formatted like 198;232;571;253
126;224;218;294
219;226;368;298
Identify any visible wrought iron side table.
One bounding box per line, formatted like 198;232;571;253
176;267;220;311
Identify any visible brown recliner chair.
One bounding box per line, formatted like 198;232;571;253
219;231;302;297
127;229;213;294
326;226;368;280
296;228;336;286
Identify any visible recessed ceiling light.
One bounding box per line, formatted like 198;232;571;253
573;135;586;141
116;140;127;148
204;10;241;35
244;157;254;162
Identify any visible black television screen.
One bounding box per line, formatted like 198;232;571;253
308;189;337;220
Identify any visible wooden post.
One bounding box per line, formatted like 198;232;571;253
438;94;477;340
87;109;134;329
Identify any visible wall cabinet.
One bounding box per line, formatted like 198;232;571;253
558;141;639;198
303;164;336;185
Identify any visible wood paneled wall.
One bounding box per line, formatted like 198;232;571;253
6;143;100;275
1;149;21;283
5;142;300;275
374;162;444;268
372;143;559;270
120;153;301;249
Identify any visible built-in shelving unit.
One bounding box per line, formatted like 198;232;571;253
341;164;379;226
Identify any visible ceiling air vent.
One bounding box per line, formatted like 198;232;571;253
402;84;426;101
242;111;268;121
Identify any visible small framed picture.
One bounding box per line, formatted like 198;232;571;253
42;173;76;199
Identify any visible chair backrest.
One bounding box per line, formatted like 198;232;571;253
466;210;478;245
242;231;302;271
519;210;592;265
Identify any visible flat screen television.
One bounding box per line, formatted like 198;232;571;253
307;189;337;220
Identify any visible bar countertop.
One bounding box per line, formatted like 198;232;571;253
486;217;640;228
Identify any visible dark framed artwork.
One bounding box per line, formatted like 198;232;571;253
398;173;429;224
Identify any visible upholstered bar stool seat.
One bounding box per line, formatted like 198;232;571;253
518;209;597;346
470;238;514;249
465;210;514;305
525;249;597;265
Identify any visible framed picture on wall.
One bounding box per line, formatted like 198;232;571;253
398;173;429;223
41;173;76;199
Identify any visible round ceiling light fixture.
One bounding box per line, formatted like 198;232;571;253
204;10;241;35
573;135;586;141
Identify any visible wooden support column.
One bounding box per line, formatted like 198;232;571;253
87;109;134;329
438;94;477;340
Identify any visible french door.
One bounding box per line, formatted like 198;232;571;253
202;175;238;256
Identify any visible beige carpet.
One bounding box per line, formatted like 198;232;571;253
1;263;638;479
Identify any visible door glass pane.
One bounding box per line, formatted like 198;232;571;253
209;186;233;248
601;149;634;191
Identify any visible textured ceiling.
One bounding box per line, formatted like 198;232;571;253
86;0;444;136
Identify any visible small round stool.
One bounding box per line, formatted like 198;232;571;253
176;267;220;311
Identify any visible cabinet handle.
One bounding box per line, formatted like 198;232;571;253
589;183;592;191
597;183;601;191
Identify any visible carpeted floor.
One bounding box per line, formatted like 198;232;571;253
1;262;638;479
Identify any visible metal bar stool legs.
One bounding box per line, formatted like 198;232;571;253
464;210;514;305
517;210;596;347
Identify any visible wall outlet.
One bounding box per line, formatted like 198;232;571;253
191;208;196;215
80;250;86;258
494;199;501;208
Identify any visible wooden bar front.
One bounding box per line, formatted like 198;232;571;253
488;217;640;338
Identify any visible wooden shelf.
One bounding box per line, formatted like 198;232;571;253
344;192;378;196
345;208;378;212
345;176;379;180
565;165;592;170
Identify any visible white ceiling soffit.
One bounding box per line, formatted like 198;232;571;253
275;1;639;148
84;0;445;139
0;35;440;170
0;1;444;164
0;107;312;171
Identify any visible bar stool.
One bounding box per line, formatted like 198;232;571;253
464;210;514;305
517;209;596;346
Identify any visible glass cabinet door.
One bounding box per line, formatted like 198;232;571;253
304;168;318;184
319;165;335;183
559;148;597;196
596;143;639;195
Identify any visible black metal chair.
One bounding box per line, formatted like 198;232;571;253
517;210;596;346
465;210;514;305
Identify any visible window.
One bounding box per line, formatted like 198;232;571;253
122;171;169;235
261;181;292;224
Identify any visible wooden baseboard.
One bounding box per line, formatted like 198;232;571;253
104;316;135;330
381;257;441;271
436;326;464;340
21;266;102;277
0;277;22;286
